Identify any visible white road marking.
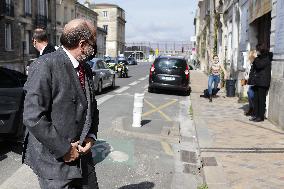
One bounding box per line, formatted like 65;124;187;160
138;76;148;81
97;95;115;106
114;86;130;93
129;81;140;86
109;151;129;162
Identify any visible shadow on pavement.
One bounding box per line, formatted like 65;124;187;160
239;104;249;112
118;181;155;189
151;88;190;97
0;141;23;158
141;120;151;127
92;140;111;165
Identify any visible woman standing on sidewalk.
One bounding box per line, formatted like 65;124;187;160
207;48;227;102
244;50;257;116
249;44;272;122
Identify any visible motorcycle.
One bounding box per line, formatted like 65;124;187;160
115;62;128;78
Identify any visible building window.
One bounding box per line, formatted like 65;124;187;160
64;7;67;23
103;25;108;33
24;31;31;54
71;9;74;19
103;11;108;18
5;23;12;50
25;0;32;16
38;0;46;16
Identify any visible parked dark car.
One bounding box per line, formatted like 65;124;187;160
127;57;137;65
148;56;190;95
87;58;116;94
0;67;27;142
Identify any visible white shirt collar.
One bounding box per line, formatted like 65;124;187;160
62;46;79;69
39;45;47;56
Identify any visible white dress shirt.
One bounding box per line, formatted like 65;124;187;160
39;45;47;56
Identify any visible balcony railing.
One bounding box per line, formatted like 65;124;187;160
0;1;14;17
35;15;47;28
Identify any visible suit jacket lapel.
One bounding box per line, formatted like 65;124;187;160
79;77;92;145
58;48;87;108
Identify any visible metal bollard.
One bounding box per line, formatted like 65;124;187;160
132;93;144;127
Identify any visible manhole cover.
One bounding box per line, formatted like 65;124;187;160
202;157;218;166
183;164;199;175
180;150;197;164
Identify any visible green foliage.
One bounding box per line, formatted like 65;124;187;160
238;96;249;104
189;104;193;116
197;184;209;189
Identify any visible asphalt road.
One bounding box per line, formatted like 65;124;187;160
0;62;201;189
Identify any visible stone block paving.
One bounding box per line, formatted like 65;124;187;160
190;70;284;189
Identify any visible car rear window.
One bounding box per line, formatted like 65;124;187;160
155;58;186;69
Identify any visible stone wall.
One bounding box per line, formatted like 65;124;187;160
268;0;284;128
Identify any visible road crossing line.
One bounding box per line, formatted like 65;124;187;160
138;76;148;81
129;81;140;86
114;86;130;94
160;141;174;156
143;99;178;121
97;75;148;106
97;95;115;106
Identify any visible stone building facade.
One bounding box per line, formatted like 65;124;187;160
92;3;126;57
269;0;284;128
75;1;97;29
96;27;107;58
0;0;56;73
55;0;76;45
195;0;284;129
0;0;102;72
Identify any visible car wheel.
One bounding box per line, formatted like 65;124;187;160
148;87;154;93
184;89;191;96
111;76;115;88
97;80;103;94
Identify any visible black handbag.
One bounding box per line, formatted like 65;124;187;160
247;64;256;85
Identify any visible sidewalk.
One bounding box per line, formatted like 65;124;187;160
190;70;284;189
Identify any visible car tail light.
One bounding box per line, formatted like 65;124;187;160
150;64;155;77
185;65;189;80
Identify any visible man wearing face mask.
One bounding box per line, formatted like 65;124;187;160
23;19;99;188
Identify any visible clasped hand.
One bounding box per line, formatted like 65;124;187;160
63;138;95;162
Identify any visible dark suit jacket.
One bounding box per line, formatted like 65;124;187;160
42;43;56;56
23;47;99;180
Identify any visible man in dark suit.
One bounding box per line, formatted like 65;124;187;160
32;28;56;57
23;19;99;188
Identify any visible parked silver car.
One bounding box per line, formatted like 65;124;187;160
87;58;116;94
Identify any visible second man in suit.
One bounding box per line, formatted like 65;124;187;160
32;28;56;57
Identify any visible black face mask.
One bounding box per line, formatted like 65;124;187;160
87;43;97;61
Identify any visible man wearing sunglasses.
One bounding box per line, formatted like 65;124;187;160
23;19;99;188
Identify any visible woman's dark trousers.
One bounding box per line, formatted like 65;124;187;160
253;86;268;119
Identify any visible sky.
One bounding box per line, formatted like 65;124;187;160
79;0;197;43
